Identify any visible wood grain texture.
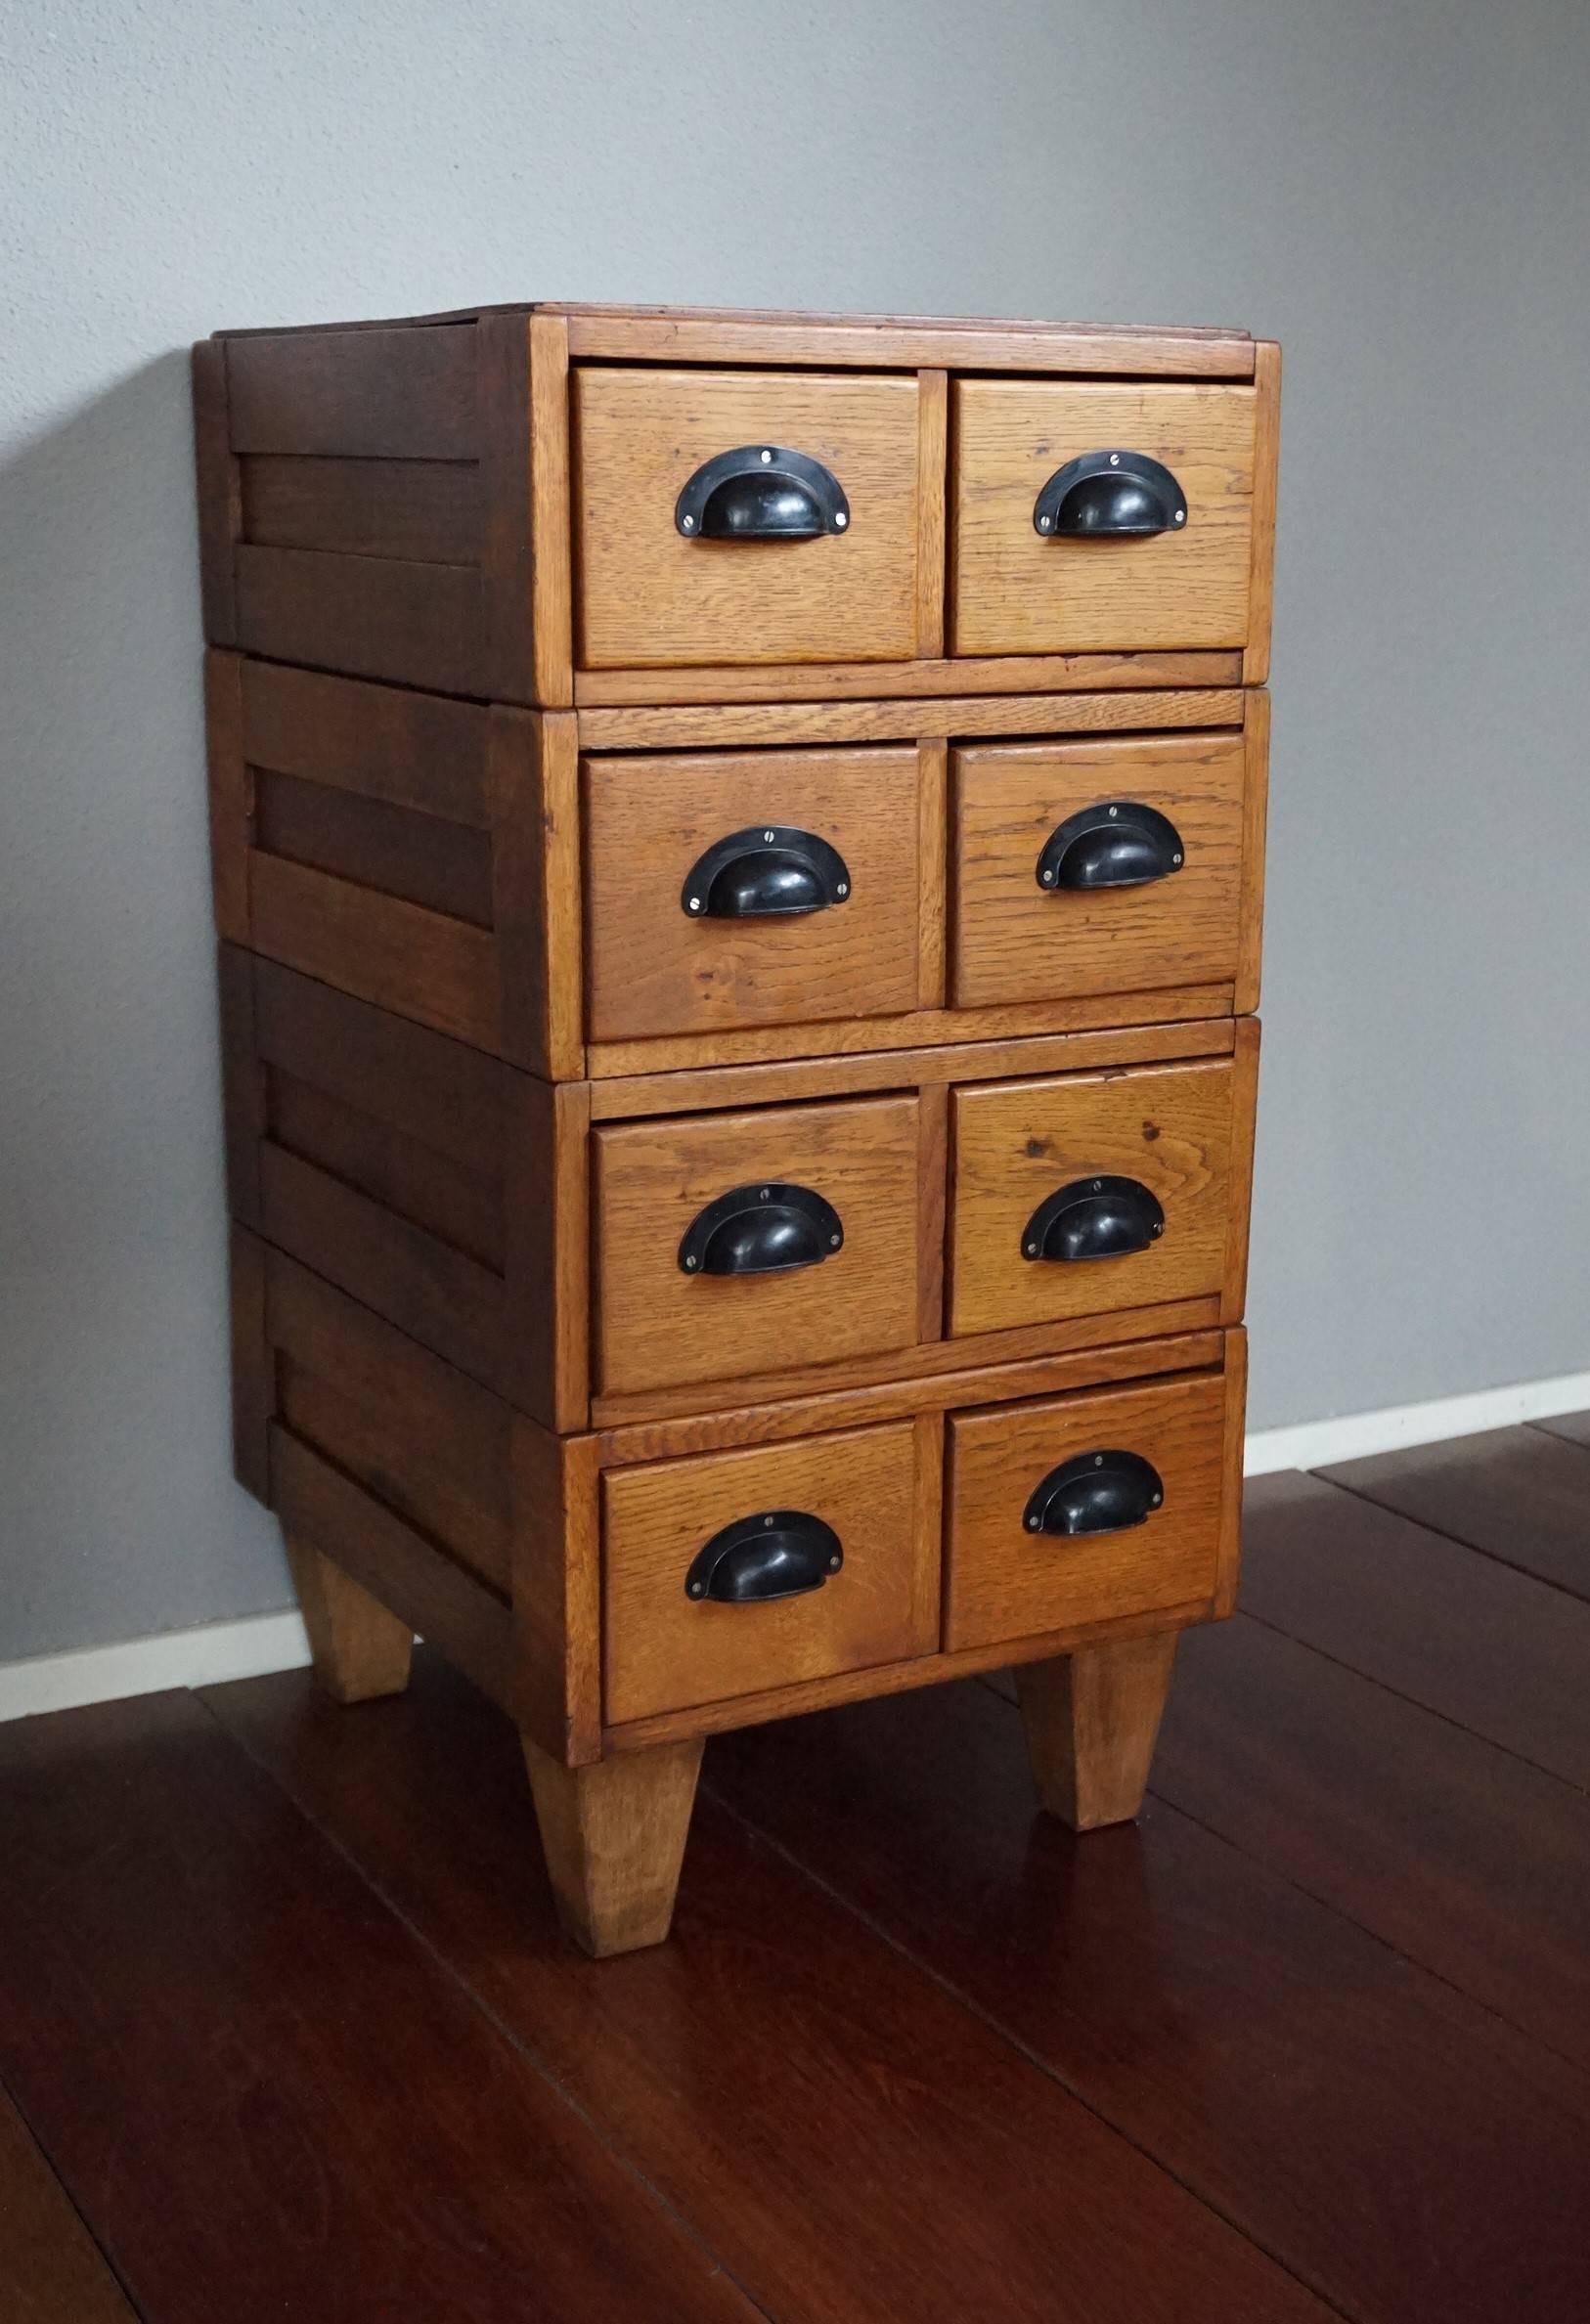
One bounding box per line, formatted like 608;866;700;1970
915;735;948;1006
574;366;921;668
267;1065;503;1267
271;1426;515;1711
1159;1609;1590;2078
487;705;578;1077
527;312;574;705
945;1366;1231;1650
1016;1630;1179;1826
949;1055;1241;1337
575;647;1243;706
285;1532;414;1703
1239;1466;1590;1785
208;1652;1333;2324
247;850;499;1049
253;766;494;925
914;369;948;655
228;1224;271;1503
236;542;486;696
0;1688;756;2324
191;341;240;644
216;941;265;1225
240;454;482;562
915;1078;949;1340
594;1324;1227;1456
602;1421;932;1725
951;380;1258;655
1242;341;1282;684
562;310;1258;378
590;1014;1236;1118
1220;1017;1260;1323
268;1243;512;1592
223;323;479;457
950;727;1247;1009
584;745;922;1040
477;310;537;702
706;1673;1590;2324
511;1421;601;1766
523;1734;704;1955
1318;1425;1590;1600
240;656;490;823
1234;685;1270;1012
0;2083;135;2322
577;681;1248;751
593;1093;922;1396
1214;1322;1249;1615
503;1072;590;1432
203;647;249;943
588;980;1236;1076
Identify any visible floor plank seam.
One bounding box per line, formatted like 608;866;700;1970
190;1689;782;2324
0;2061;151;2322
700;1777;1360;2324
1303;1469;1590;1604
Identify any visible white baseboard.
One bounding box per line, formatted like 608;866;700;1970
3;1365;1588;1725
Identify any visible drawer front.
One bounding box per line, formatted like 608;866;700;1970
951;379;1257;656
949;1057;1243;1338
952;730;1247;1010
604;1422;935;1724
585;746;923;1042
945;1371;1229;1651
594;1094;923;1396
574;366;922;669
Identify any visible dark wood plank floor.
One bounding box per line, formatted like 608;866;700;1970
4;1420;1590;2322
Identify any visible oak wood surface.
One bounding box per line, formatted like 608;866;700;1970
0;2083;135;2323
587;980;1236;1077
240;453;483;563
253;765;494;925
477;310;537;702
236;542;486;695
523;1734;703;1954
1016;1630;1179;1827
0;1689;757;2324
576;680;1248;750
1238;1468;1590;1786
286;1531;414;1702
913;369;948;656
204;1652;1331;2324
1233;686;1270;1011
573;646;1243;705
573;366;921;668
191;340;240;643
216;939;266;1232
223;323;479;457
266;1062;502;1264
203;648;248;943
951;727;1248;1009
503;1071;590;1432
527;312;574;705
562;310;1259;378
1220;1015;1260;1325
1319;1425;1590;1600
588;1013;1236;1118
949;1055;1242;1337
228;1225;270;1501
705;1673;1590;2324
511;1422;601;1765
1242;342;1283;684
952;380;1257;655
945;1368;1232;1650
1157;1608;1590;2076
240;654;491;822
915;735;949;1006
602;1421;931;1725
491;705;583;1077
247;848;499;1049
584;745;922;1040
592;1092;922;1396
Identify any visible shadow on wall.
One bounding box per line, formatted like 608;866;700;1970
0;352;285;1665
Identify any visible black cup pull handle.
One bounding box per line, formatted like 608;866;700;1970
1024;1451;1165;1538
676;446;850;540
1037;802;1184;892
1034;450;1186;537
679;1181;843;1278
683;825;851;919
685;1509;843;1602
1022;1176;1165;1263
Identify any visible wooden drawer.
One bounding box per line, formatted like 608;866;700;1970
603;1421;936;1723
585;745;924;1041
573;367;923;669
952;728;1250;1010
949;1053;1250;1338
593;1093;924;1397
944;1368;1233;1651
951;379;1258;655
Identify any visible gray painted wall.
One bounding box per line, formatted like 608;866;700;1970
3;0;1588;1661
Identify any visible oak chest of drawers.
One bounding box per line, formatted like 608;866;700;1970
195;300;1278;1955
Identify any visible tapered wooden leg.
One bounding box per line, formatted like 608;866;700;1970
522;1735;704;1957
285;1532;414;1705
1016;1631;1179;1830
